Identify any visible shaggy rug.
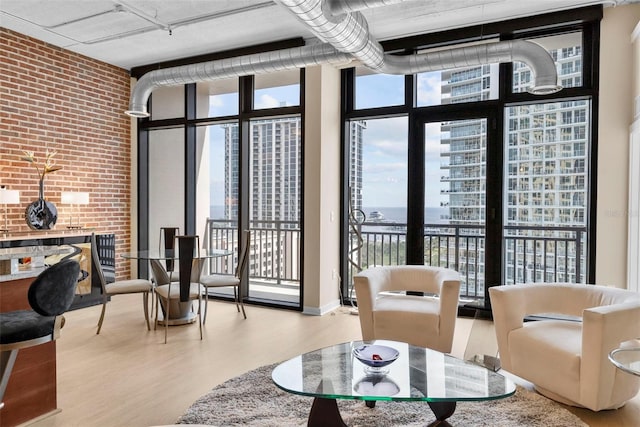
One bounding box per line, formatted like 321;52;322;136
178;363;587;427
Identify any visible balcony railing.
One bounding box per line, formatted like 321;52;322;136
204;218;301;298
348;221;587;300
205;218;587;303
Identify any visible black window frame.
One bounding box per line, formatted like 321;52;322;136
340;6;602;313
132;39;307;311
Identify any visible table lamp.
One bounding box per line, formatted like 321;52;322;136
0;188;20;233
61;191;89;229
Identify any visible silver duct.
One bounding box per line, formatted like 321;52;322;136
326;0;407;14
126;0;561;117
126;43;351;117
277;0;562;92
381;39;561;94
276;0;386;69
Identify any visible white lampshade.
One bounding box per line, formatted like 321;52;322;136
75;192;90;205
0;189;20;204
61;191;90;205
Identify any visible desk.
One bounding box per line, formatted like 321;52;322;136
121;249;231;325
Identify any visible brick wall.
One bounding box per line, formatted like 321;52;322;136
0;28;132;280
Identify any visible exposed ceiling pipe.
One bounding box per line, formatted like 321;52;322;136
325;0;408;15
126;0;561;117
275;0;386;69
126;43;351;117
381;39;561;93
277;0;562;93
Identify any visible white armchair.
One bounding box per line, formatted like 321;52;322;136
353;265;461;353
489;283;640;411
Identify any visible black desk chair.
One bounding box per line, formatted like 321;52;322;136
0;259;80;409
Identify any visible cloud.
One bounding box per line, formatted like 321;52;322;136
210;96;224;107
255;94;281;109
367;139;407;157
425;123;446;156
362;117;408;158
364;162;406;174
416;72;442;106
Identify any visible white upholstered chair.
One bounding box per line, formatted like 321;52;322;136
353;265;461;353
489;282;640;411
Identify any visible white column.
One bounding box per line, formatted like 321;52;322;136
303;64;342;315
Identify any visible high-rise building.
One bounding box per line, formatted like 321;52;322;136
222;117;303;283
223;123;239;220
250;118;302;225
349;120;366;213
440;44;588;287
223;118;302;225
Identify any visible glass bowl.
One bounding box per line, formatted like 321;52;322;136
352;344;399;370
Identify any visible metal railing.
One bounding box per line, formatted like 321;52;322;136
204;218;301;294
503;224;587;285
205;218;587;302
349;221;587;300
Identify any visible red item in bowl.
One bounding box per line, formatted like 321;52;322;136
372;354;382;361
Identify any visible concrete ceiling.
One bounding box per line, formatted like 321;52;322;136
0;0;635;71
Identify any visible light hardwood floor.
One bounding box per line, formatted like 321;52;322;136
26;294;639;427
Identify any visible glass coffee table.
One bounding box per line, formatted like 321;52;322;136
272;340;515;427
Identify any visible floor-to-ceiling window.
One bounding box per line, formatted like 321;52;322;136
342;7;600;311
347;116;408;273
503;31;590;285
247;70;302;305
137;59;305;310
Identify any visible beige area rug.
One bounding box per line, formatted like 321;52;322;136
177;363;587;427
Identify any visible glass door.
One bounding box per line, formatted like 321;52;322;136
422;118;488;304
346;117;408;292
247;116;302;304
503;101;590;284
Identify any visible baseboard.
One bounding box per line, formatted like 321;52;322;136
302;299;341;316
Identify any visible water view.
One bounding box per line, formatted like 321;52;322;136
209;206;449;225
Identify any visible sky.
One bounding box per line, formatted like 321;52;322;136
354;72;448;208
205;72;449;208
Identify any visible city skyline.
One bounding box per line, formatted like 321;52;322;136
206;39;587;227
206;73;449;208
202;36;589;288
